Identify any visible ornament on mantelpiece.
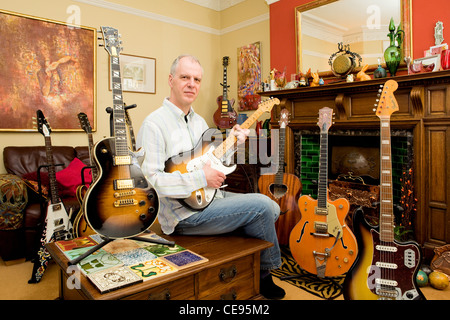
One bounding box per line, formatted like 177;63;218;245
374;58;387;78
384;17;404;77
435;21;444;46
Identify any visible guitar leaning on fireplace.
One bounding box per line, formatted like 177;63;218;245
165;97;280;210
343;80;425;300
289;106;358;278
73;112;97;237
257;108;302;246
83;26;159;239
213;56;237;130
29;110;73;283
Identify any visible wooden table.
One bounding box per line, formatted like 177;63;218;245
46;230;272;300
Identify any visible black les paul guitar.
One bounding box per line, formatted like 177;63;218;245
83;26;159;238
343;80;425;300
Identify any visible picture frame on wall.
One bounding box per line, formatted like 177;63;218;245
110;54;156;94
237;41;262;111
0;9;97;131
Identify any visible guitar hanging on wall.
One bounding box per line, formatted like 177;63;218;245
289;106;358;278
83;26;159;239
257;108;302;246
213;56;237;129
343;80;425;300
166;98;280;210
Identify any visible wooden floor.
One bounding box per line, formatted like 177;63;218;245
0;256;449;300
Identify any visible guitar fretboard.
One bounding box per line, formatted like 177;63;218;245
274;127;285;185
317;131;328;209
110;56;128;157
44;136;60;204
379;117;394;242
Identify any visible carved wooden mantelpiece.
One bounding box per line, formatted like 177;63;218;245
260;70;450;261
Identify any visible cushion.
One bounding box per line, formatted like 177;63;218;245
22;158;92;198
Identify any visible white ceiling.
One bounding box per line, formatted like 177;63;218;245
184;0;246;11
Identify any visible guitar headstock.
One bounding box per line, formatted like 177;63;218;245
259;98;280;114
374;79;399;118
317;107;334;133
36;109;51;137
222;56;229;67
78;112;92;134
99;26;122;57
279;108;290;129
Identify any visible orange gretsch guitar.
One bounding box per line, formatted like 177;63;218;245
258;108;302;246
213;56;237;129
343;80;425;300
289;107;358;278
83;26;159;238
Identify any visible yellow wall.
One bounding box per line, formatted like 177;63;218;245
0;0;270;173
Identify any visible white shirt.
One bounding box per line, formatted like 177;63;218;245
137;98;217;234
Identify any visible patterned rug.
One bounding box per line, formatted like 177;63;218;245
271;246;345;300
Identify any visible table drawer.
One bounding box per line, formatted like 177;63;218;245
198;254;256;300
122;275;195;300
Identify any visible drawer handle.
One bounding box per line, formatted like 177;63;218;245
221;289;237;300
219;265;237;282
147;288;171;300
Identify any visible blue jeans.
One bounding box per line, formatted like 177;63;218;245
174;192;281;270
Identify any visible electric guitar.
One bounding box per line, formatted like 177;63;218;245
289;107;358;278
258;108;302;246
343;80;425;300
36;110;73;243
73;112;96;237
166;97;280;210
83;26;159;238
213;56;237;129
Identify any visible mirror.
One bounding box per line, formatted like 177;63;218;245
295;0;412;75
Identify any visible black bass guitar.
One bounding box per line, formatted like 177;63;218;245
83;26;159;238
343;80;425;300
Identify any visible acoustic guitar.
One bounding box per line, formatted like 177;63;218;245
165;98;280;210
213;56;237;129
258;108;302;245
343;80;425;300
83;26;159;238
289;106;358;278
73;112;96;237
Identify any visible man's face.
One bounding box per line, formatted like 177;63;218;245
168;57;202;111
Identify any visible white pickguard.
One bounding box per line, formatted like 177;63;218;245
186;145;236;206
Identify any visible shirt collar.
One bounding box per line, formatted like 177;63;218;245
163;98;196;122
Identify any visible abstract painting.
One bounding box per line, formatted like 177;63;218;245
0;10;96;131
237;41;261;111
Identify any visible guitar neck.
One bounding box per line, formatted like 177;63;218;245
317;131;328;209
110;55;128;157
44;136;60;204
379;117;394;242
274;127;285;184
87;133;98;179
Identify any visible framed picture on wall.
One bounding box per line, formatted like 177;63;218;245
110;54;156;94
0;9;96;131
237;41;261;111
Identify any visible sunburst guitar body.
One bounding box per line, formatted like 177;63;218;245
289;107;357;278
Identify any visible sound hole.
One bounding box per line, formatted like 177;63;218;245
269;183;288;199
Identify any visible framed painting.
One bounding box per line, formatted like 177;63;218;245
237;41;261;111
0;10;96;131
110;54;156;94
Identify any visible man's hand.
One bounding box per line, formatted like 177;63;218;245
203;161;226;188
230;124;250;146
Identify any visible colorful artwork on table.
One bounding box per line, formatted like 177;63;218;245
161;250;208;269
78;249;122;275
129;258;178;281
87;265;142;293
113;248;157;266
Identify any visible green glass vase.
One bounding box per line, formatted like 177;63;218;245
384;18;404;76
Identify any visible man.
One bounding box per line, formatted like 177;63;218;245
137;54;285;299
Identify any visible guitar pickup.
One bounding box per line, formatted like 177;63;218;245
114;179;135;190
113;155;131;166
314;221;328;234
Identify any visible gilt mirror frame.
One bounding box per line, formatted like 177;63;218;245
295;0;412;76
